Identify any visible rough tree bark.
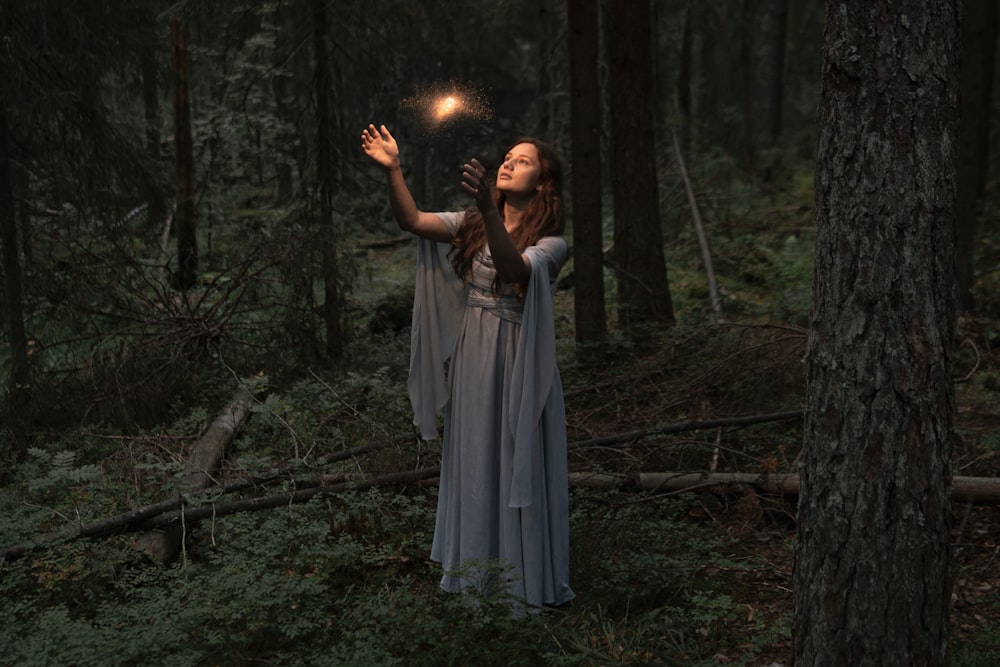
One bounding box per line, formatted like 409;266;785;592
792;2;959;665
567;0;607;348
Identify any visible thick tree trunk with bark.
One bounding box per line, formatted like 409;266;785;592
607;0;674;333
792;2;959;665
171;18;198;291
567;0;606;348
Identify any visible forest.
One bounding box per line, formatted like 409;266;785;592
1;0;999;665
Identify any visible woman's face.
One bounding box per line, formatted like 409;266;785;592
496;142;543;196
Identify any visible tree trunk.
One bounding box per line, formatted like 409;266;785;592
0;106;31;443
567;0;607;349
739;0;757;172
674;132;721;318
677;0;693;133
693;3;720;154
141;42;161;161
140;28;168;232
171;18;198;292
954;0;998;311
759;0;789;181
607;0;674;334
793;2;959;665
313;0;342;364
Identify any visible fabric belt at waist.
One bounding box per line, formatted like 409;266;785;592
466;287;523;323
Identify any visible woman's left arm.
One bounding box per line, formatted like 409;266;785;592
462;159;531;285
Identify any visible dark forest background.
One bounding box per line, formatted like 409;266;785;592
1;1;999;665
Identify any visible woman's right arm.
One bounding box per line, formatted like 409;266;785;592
362;124;452;242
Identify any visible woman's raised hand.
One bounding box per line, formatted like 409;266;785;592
461;158;494;211
361;124;400;169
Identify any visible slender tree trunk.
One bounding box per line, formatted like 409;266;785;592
739;0;757;172
954;0;998;311
607;0;674;334
313;0;342;363
760;0;789;181
567;0;606;349
677;0;693;142
171;18;198;291
140;29;167;231
693;3;719;153
141;46;161;160
793;2;959;665
0;107;30;442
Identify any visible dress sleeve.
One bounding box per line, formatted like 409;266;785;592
507;235;567;507
407;215;466;440
435;210;465;236
523;235;568;285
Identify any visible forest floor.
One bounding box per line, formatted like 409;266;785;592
4;186;999;665
547;288;1000;664
346;205;1000;663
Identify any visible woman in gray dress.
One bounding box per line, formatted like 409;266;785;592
361;124;574;609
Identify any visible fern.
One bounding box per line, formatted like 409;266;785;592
26;448;102;493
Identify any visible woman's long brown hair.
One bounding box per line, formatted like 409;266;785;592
450;137;564;291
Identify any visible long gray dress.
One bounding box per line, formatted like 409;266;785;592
408;211;575;608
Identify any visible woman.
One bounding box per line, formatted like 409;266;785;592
361;124;574;609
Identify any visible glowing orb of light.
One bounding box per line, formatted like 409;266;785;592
435;96;461;119
401;81;494;136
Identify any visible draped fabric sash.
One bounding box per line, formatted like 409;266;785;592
408;239;464;441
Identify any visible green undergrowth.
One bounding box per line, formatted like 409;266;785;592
0;343;795;664
0;467;786;666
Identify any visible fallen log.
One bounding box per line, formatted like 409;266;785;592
8;464;1000;562
674;129;722;319
10;409;999;562
569;471;800;496
0;436;421;562
0;466;442;561
569;472;1000;505
137;386;255;563
141;466;441;530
